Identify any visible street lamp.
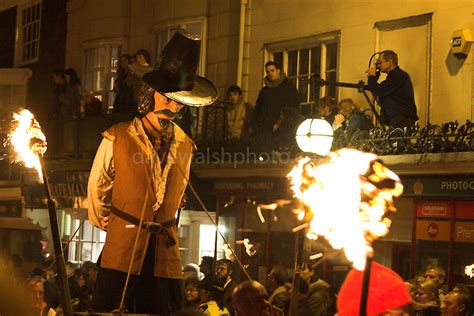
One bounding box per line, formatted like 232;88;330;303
295;118;334;156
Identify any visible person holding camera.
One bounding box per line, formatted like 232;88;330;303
366;50;418;128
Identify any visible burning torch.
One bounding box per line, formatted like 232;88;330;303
8;109;73;316
288;149;403;316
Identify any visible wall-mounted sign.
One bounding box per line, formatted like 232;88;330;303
212;178;291;197
403;176;474;198
416;201;451;218
22;171;89;208
416;220;450;241
454;222;474;243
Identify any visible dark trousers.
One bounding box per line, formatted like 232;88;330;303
91;235;183;315
389;115;416;128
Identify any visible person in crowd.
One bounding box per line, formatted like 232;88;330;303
64;68;82;119
135;48;151;67
317;96;338;125
366;50;418;128
30;263;60;309
184;276;201;308
253;61;299;153
333;98;374;133
272;106;303;153
200;256;216;279
232;280;284;316
127;50;153;108
52;69;67;119
198;275;230;315
407;272;427;299
113;53;136;113
291;274;315;316
215;259;236;314
299;262;333;316
184;263;202;281
425;265;448;304
266;266;289;311
225;85;253;142
337;261;412;315
87;29;218;314
69;268;89;312
81;90;103;116
174;310;205;316
24;276;57;316
81;261;98;301
441;287;471;316
413;280;441;316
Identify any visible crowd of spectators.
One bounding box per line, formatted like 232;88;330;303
7;252;473;316
51;49;152;120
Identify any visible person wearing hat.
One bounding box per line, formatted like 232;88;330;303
197;276;230;316
87;29;218;314
337;261;413;316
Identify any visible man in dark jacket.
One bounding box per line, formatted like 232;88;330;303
253;61;299;154
366;50;418;128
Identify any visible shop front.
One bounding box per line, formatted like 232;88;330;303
401;175;474;289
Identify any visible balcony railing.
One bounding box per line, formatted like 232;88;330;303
5;106;472;164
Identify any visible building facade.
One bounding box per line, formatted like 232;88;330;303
0;0;473;288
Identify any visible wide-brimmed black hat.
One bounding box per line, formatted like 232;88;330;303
198;276;225;293
129;29;218;107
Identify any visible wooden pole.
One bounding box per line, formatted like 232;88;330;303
359;256;373;316
39;155;73;316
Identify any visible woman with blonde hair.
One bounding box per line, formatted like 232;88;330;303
413;280;441;316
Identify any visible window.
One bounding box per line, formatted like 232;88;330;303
61;212;106;263
84;44;121;111
266;32;339;116
15;1;42;65
155;19;206;74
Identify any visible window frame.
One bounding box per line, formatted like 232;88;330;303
264;31;340;115
82;38;124;111
14;0;42;67
60;211;106;264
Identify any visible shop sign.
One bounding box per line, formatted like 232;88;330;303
213;179;291;196
22;171;89;208
402;176;474;198
416;201;451;218
453;201;474;220
416;220;450;241
454;222;474;243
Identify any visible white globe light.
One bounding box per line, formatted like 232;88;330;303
295;118;334;156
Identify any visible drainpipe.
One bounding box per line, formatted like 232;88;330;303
236;0;247;87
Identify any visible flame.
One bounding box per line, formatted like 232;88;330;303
236;238;257;256
288;149;403;270
8;109;46;180
222;244;234;260
465;264;474;278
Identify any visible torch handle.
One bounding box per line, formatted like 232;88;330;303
39;155;74;316
359;256;373;316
